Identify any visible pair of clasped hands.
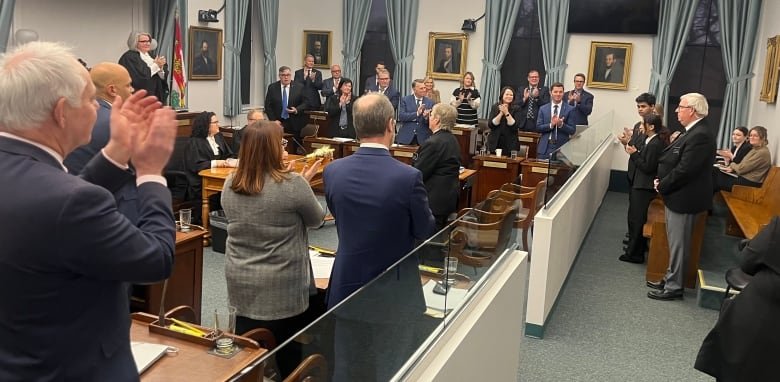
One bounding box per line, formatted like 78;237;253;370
283;152;322;182
523;87;540;102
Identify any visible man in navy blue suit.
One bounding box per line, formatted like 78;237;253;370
397;79;435;145
564;73;594;126
367;68;400;111
65;62;140;223
536;82;576;159
323;93;435;381
0;42;177;381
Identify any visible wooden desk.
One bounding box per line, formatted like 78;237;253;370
452;125;477;168
131;312;266;381
472;154;524;203
306;110;331;138
303;137;347;160
458;169;478;211
176;111;201;138
517;131;541;159
520;159;572;200
390;144;419;165
132;229;206;323
198;155;326;230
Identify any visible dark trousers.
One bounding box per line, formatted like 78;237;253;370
520;118;536;132
713;168;762;193
625;188;656;259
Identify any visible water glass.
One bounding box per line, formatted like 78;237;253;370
179;208;192;232
444;257;458;286
495;148;503;157
214;306;237;354
510;150;519;159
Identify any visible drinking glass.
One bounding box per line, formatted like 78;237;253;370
444;257;458;286
179;208;192;232
510;150;519;159
495;148;503;157
214;306;237;354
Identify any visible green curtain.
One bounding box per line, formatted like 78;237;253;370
258;0;278;90
223;0;250;116
386;0;419;98
716;0;762;148
149;0;177;106
0;0;15;53
648;0;699;110
537;0;569;85
479;0;522;118
341;0;371;81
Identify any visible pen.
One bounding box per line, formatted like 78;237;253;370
168;324;205;337
170;318;207;336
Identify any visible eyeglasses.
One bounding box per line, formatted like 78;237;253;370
210;121;219;125
138;40;151;44
574;80;585;83
281;138;288;146
675;105;693;112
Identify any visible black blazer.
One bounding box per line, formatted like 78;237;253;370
264;81;309;134
515;85;550;121
324;93;357;139
118;50;169;103
626;121;646;185
294;68;324;109
731;142;752;164
487;103;521;153
628;135;664;190
183;134;235;200
657;118;716;214
412;129;462;216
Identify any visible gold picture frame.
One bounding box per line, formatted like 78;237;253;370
759;35;780;103
586;41;632;90
188;26;223;80
426;32;468;81
302;30;332;69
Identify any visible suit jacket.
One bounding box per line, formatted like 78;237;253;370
184;134;235;200
628;134;664;190
397;95;435;145
321;77;342;98
626;121;646;185
695;216;780;381
601;62;624;83
657;118;716;214
731;142;752;164
535;102;576;159
324;93;357;139
64;99;139;223
264;81;309;135
487;103;522;153
118;50;168;104
516;85;550;124
363;75;378;93
231;125;247;154
412;130;462;216
564;89;594;126
0;136;174;381
436;56;460;74
324;147;435;309
192;54;216;75
372;85;401;110
294;68;324;109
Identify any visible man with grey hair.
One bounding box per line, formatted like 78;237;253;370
413;103;462;229
0;41;178;379
648;92;715;300
323;93;435;380
231;108;266;153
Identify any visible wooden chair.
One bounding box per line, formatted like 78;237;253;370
283;354;328;382
164;305;198;323
451;202;517;272
494;180;547;251
300;124;319;139
242;328;280;382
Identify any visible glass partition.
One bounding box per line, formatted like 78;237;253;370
232;196;520;381
539;111;616;205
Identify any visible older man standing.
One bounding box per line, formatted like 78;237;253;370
413;103;461;230
648;93;715;300
321;64;343;98
0;42;178;380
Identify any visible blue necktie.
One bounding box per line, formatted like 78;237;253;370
281;86;289;119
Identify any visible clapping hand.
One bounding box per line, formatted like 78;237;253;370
625;144;637;154
523;88;530;101
300;159;323;182
531;88;539;98
308;70;316;80
154;56;166;67
498;104;509;117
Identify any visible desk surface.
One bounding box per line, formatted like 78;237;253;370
132;313;266;381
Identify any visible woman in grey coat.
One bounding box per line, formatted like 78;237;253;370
221;120;323;373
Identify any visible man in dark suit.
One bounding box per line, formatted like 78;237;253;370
397;79;435;145
64;63;139;223
435;44;460;74
231;109;265;154
265;66;309;151
294;54;323;109
320;64;343;98
192;39;216;75
564;73;594;126
367;68;400;111
517;69;550;132
363;61;387;94
0;42;177;380
648;93;716;300
323;93;435;381
412;103;461;230
535;82;576;159
601;51;624;83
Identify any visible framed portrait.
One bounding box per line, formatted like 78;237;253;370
759;35;780;104
303;30;332;69
586;41;632;90
427;32;468;81
189;26;222;80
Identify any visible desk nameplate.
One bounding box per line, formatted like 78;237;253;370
532;167;557;175
483;161;508;169
394;151;414;158
518;136;535;143
452;130;463;136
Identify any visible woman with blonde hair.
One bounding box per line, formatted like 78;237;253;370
715;125;772;192
450;71;480;126
221;120;323;374
423;76;441;104
118;31;168;102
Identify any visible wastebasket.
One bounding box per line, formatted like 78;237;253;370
209;210;228;254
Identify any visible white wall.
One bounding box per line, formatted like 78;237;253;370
748;0;780;164
186;0;225;123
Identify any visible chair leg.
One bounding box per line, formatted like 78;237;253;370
522;228;529;252
723;285;731;302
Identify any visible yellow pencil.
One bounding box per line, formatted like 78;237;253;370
170;318;207;336
168;323;204;337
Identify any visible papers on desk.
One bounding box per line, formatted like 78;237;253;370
131;341;169;374
714;164;738;178
422;280;467;318
309;250;335;279
330;137;355;142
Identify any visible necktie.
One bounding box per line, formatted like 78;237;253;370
553;104;559;117
306;70;310;78
526;89;536;119
281;86;289;119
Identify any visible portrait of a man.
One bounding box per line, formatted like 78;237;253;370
189;26;222;80
597;48;624;83
304;31;331;68
192;39;216;76
434;41;461;74
587;41;632;90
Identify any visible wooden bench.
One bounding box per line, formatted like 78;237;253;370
720;166;780;239
643;198;707;289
